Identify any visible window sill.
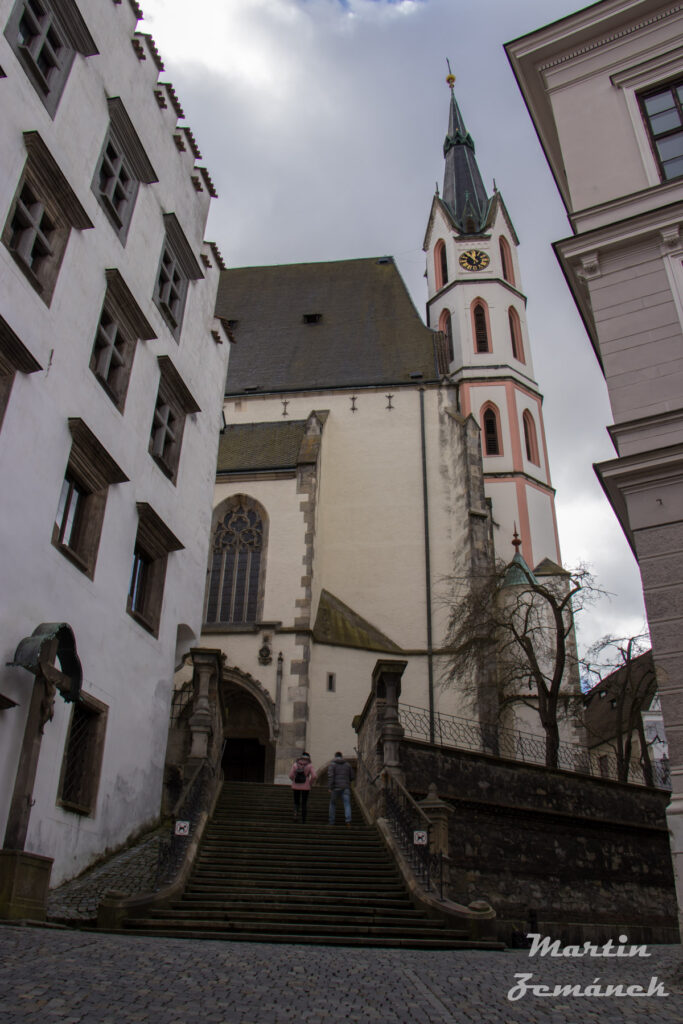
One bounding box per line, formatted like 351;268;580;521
9;249;47;299
52;538;94;578
150;452;178;484
155;299;181;339
127;606;159;638
57;798;93;817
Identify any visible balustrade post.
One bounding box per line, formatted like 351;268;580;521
419;782;454;894
187;649;222;766
372;658;408;782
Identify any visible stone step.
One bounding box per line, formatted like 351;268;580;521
147;909;447;929
122;916;466;941
175;891;417;907
116;925;491;950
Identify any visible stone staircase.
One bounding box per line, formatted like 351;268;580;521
120;782;496;948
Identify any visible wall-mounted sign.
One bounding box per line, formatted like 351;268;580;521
174;820;190;836
413;829;428;846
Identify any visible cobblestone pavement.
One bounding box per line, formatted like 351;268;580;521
47;831;164;922
0;924;681;1023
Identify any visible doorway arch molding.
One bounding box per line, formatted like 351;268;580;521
220;666;279;740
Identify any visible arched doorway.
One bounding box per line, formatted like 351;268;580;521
221;677;276;783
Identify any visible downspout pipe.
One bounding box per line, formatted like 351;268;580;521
419;388;436;743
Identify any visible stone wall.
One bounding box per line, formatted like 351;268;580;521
401;739;679;945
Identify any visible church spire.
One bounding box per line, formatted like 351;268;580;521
442;70;490;235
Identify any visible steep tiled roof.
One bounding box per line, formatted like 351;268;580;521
583;651;657;747
313;589;402;653
217;421;308;473
216;257;440;395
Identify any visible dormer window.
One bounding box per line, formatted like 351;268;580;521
303;313;322;324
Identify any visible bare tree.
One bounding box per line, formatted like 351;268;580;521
583;634;657;786
441;554;598;768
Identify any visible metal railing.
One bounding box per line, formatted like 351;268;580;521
155;759;215;888
382;770;443;899
399;703;671;790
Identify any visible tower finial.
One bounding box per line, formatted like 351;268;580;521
512;524;522;553
446;58;455;90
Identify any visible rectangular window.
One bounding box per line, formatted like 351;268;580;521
4;0;96;118
89;269;155;412
327;673;336;693
91;99;157;244
2;132;93;304
127;502;184;637
54;473;86;550
52;418;128;578
152;213;203;339
0;313;42;430
58;694;107;815
154;244;188;334
148;355;200;484
640;79;683;181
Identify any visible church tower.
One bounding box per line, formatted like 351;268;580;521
424;74;561;568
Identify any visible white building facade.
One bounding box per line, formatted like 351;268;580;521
506;0;683;930
0;0;229;896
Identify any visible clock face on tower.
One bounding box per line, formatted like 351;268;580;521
459;249;490;272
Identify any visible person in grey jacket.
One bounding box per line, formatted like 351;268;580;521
328;751;354;825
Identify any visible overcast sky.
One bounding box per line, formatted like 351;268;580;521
140;0;648;659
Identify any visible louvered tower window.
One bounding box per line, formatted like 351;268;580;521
206;499;265;624
474;302;489;353
482;407;500;456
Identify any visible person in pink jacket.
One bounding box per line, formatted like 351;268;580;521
289;751;316;823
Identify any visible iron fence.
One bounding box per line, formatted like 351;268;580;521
382;770;443;899
399;703;671;790
155;759;215;888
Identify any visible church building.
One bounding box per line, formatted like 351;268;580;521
193;78;568;783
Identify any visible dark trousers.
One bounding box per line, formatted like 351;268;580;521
293;789;309;822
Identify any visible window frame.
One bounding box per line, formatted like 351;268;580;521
434;238;448;290
523;409;540;466
3;0;97;118
481;403;503;457
204;495;268;628
127;501;184;637
52;418;128;578
499;236;515;286
148;355;200;484
471;298;492;354
638;77;683;183
0;313;42;431
89;269;155;412
91;98;158;244
56;692;107;816
439;308;454;364
152;213;203;339
2;132;92;305
508;306;525;363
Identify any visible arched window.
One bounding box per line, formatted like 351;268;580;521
500;237;515;285
205;496;266;624
434;239;448;290
523;410;540;465
481;405;502;456
508;307;524;363
472;300;491;353
439;308;454;363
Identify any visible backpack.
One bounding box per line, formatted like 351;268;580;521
294;764;307;784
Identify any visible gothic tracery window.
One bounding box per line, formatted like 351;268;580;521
205;499;265;624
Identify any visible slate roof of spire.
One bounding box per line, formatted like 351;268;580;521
216;257;442;395
442;87;491;234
